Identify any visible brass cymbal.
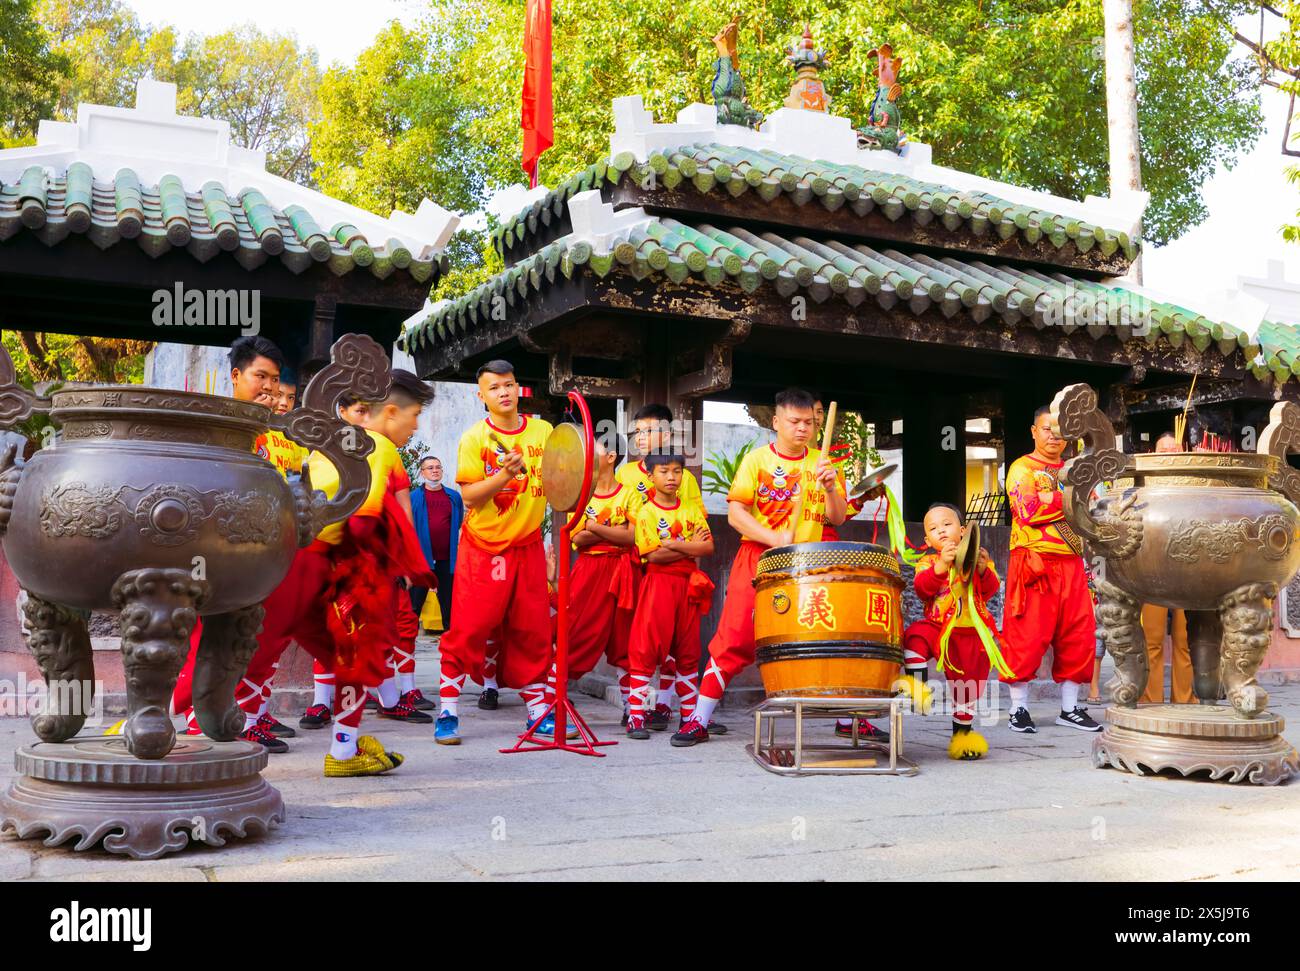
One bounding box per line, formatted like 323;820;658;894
953;521;980;582
850;463;898;500
541;421;588;512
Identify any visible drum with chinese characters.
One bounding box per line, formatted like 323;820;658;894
752;541;904;698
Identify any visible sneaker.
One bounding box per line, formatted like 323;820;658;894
707;720;728;736
357;734;403;770
626;716;650;740
324;749;391;777
257;713;296;738
647;704;672;732
364;694;379;710
1008;707;1037;734
434;713;461;745
670;717;709;747
377;700;434;724
403;688;436;711
298;704;332;730
240;725;288;753
1056;706;1103;732
834;718;889;742
477;688;499;711
526;713;579;740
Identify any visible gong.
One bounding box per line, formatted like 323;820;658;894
541;422;588;512
850;463;899;501
953;521;981;582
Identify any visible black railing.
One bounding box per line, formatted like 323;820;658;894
966;491;1008;526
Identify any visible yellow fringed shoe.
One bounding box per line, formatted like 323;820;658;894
323;749;392;777
948;727;989;760
892;673;934;715
357;734;403;771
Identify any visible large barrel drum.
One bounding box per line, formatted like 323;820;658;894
752;541;904;698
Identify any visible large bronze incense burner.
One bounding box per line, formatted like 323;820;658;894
0;335;390;857
1052;383;1300;784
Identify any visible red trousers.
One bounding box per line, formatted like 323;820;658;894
1001;549;1095;684
701;540;765;693
439;532;551;690
627;562;702;678
566;551;635;677
905;619;990;720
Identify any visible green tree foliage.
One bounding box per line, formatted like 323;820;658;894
0;0;69;145
318;0;1265;266
1271;3;1300;243
33;0;321;182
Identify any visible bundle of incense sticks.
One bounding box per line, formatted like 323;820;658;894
1173;373;1197;449
1199;431;1236;452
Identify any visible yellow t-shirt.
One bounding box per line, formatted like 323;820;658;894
456;415;552;553
253;429;307;482
1006;455;1079;556
635;495;712;562
307;429;407;546
727;443;830;544
617;460;702;519
572;481;634;554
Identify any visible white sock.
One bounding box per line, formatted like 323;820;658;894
484;676;498;690
656;682;675;708
257;694;270;717
1061;681;1081;713
695;695;720;727
376;676;400;708
312;681;334;708
330;724;358;760
1009;683;1029;711
399;672;416;693
243;711;258;731
836;718;852;728
440;699;458;718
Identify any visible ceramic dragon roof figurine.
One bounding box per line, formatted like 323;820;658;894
711;15;764;129
858;42;908;153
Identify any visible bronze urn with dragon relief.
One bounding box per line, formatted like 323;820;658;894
0;335;392;858
1051;383;1300;785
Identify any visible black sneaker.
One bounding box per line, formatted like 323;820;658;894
670;718;709;747
364;695;379;710
377;701;434;724
620;707;629;727
299;704;332;730
257;712;296;738
240;724;288;753
1008;706;1037;734
401;688;436;711
477;688;499;711
626;717;650;740
1056;706;1103;732
706;720;728;736
646;703;672;731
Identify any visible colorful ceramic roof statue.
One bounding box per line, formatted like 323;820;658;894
784;25;831;112
858;43;907;155
711;15;764;130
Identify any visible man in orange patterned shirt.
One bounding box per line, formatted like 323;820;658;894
1001;406;1101;734
680;388;846;747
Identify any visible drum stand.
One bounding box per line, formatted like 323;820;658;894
746;696;918;776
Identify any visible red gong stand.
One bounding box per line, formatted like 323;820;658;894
500;390;617;756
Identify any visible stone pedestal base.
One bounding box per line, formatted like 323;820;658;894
0;737;284;859
1093;704;1298;786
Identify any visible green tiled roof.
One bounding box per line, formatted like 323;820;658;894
491;145;1139;264
409;215;1300;386
0;163;446;282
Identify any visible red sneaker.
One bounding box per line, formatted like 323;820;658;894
647;704;672;731
400;688;436;711
835;718;890;742
298;704;332;730
670;718;709;747
240;724;288;753
257;712;296;738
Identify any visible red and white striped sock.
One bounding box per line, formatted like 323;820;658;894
183;707;200;735
439;672;466;717
656;656;677;708
482;650;499;690
615;668;630;710
312;661;335;709
544;660;558;705
393;640;417;693
330;683;365;760
627;673;653;726
519;683;548;722
695;658;727;727
256;659;281;718
674;670;698;723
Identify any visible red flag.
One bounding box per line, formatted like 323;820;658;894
520;0;553;188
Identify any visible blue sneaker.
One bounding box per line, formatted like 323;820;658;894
434;713;460;745
527;713;579;740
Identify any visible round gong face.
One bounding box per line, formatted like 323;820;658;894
541;422;587;511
